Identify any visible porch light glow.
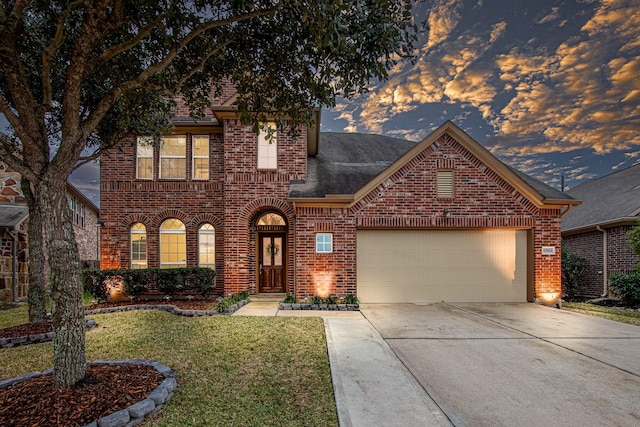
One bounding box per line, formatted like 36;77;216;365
539;292;560;304
312;271;335;298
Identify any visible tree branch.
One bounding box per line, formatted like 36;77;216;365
42;0;85;109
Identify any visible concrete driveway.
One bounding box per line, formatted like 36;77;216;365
361;303;640;427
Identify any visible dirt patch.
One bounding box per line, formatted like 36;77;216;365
0;364;163;427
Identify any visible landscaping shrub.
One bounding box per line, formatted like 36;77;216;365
281;294;297;304
561;247;589;299
343;294;359;304
81;269;109;302
610;273;640;307
82;267;216;300
216;291;249;313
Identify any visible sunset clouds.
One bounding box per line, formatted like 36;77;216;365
322;0;640;189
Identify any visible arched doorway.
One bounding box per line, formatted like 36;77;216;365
256;212;287;293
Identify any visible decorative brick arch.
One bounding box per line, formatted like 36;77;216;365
240;198;293;225
152;209;191;228
119;214;153;228
190;213;223;229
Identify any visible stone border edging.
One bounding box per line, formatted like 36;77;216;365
0;359;176;427
84;298;249;317
0;319;97;349
279;303;360;311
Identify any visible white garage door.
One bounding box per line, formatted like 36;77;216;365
357;229;528;303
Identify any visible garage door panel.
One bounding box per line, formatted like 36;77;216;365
357;230;527;303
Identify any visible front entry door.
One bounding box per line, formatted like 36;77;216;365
259;233;286;293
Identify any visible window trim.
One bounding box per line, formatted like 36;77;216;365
136;137;154;180
130;223;148;269
257;123;277;170
315;233;333;253
159;218;187;268
159;136;187;180
198;223;216;269
192;135;210;180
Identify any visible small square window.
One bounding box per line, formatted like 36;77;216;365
315;233;333;253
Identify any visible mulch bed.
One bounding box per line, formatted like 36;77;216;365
0;300;210;426
0;299;216;339
0;364;163;427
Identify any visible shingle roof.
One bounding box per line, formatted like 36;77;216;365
562;163;640;232
289;132;417;198
289;131;572;205
0;203;29;229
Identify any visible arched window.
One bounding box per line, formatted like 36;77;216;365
131;223;147;269
160;218;186;268
257;212;286;226
198;223;215;269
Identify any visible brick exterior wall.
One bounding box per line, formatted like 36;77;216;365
292;133;563;301
100;122;565;302
563;225;639;297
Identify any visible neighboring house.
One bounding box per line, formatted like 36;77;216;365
562;164;640;297
0;161;100;301
99;90;579;304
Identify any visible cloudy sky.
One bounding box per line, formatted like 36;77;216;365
5;0;640;206
321;0;640;193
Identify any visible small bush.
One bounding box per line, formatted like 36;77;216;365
309;295;323;304
216;291;250;313
323;295;338;305
610;273;640;306
81;270;109;302
281;294;297;304
343;294;359;304
562;247;589;299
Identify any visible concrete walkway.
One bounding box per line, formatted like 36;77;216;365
233;302;452;427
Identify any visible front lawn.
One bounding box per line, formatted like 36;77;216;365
562;302;640;327
0;306;338;426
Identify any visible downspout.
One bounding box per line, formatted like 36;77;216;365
292;202;297;297
596;225;608;297
8;229;18;303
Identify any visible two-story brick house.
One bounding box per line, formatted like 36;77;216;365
99;90;579;304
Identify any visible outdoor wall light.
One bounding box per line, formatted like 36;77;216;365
444;208;451;218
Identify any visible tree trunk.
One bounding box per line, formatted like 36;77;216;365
39;178;86;388
21;179;48;323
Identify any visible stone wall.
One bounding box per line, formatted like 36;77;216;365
0;222;28;302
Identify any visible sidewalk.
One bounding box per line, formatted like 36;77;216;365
233;302;451;427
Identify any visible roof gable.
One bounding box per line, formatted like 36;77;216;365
290;121;578;210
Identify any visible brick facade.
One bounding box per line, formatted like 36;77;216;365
100;116;569;303
563;225;639;297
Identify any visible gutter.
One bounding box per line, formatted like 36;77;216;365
596;225;608;297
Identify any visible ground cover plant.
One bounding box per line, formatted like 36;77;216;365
562;302;640;327
0;305;338;426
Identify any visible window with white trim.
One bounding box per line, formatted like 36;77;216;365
437;170;454;198
136;137;154;179
160;136;186;179
192;135;209;180
130;223;147;269
257;123;277;170
198;223;215;269
160;218;186;268
315;233;333;253
68;196;86;227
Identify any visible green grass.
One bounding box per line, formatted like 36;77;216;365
0;308;338;426
563;302;640;327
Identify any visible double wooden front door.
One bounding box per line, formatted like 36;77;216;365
258;233;286;293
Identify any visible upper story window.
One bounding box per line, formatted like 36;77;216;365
198;223;215;269
160;136;186;179
130;223;147;269
192;135;209;180
68;196;85;227
437;170;454;198
257;123;277;170
136;137;154;180
160;218;186;268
